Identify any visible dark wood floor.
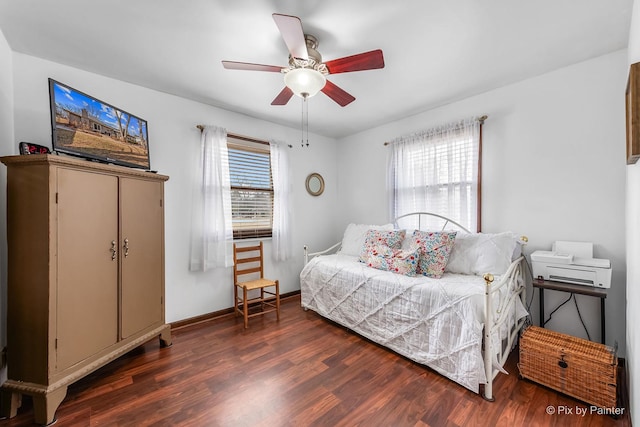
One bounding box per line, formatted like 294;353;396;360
1;295;631;426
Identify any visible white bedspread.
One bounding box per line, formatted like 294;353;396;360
300;254;525;393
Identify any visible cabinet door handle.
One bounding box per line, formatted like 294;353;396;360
110;240;117;261
123;238;129;258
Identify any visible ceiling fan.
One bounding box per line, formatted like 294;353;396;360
222;13;385;107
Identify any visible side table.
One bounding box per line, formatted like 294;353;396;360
532;278;607;344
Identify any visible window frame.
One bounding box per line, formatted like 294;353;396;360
227;133;274;240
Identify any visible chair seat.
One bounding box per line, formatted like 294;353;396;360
236;278;277;291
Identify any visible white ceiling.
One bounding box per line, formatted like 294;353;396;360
0;0;633;138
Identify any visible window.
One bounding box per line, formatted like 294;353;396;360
227;135;273;239
390;117;481;232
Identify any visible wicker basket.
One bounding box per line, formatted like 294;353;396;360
519;326;617;409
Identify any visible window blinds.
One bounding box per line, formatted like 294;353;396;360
228;140;274;239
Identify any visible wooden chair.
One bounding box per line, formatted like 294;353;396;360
233;241;280;328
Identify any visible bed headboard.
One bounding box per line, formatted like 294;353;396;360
394;212;471;233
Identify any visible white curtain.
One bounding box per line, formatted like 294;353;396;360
189;125;234;271
390;117;480;232
270;140;292;261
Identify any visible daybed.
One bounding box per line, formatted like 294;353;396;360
300;212;528;400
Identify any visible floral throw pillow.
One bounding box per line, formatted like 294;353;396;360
364;247;420;276
338;223;395;256
359;229;406;262
409;230;457;278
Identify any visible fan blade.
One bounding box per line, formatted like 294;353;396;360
271;87;294;105
222;61;283;72
272;13;308;60
321;80;355;107
324;49;385;74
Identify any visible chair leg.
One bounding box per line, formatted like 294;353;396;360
243;286;249;329
233;284;239;317
276;280;280;321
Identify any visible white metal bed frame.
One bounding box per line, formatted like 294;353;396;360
302;212;527;401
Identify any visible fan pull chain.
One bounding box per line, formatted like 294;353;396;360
305;96;309;147
300;94;310;147
301;96;304;147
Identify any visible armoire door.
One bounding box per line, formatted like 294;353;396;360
56;167;119;371
120;177;164;339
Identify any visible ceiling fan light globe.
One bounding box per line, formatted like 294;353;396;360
284;68;326;98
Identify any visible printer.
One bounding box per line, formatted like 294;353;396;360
531;241;612;288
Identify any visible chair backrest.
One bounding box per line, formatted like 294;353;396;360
233;241;265;284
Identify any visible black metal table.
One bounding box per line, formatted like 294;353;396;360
532;278;607;344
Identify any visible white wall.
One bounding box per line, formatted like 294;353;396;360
0;26;14;385
6;53;339;323
627;0;640;422
337;51;628;355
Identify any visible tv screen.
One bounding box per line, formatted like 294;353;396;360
48;78;151;170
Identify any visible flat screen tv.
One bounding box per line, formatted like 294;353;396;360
48;78;151;170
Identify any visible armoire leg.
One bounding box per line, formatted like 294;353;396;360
32;386;67;426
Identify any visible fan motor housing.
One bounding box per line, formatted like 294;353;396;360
289;34;322;66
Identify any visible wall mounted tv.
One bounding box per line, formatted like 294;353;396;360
49;78;151;170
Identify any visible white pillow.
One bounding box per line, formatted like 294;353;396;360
338;223;395;256
445;232;518;275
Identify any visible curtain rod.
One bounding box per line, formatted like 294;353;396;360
196;125;270;146
196;125;293;148
383;115;488;146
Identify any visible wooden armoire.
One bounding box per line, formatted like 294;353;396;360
0;154;171;425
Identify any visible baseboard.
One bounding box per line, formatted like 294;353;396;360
170;290;300;331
